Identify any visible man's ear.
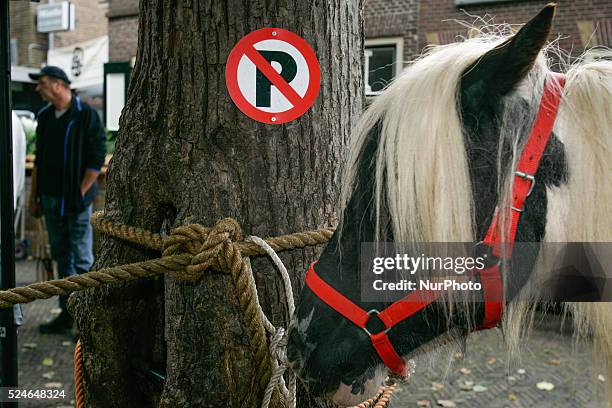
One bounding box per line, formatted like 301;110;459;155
460;3;556;105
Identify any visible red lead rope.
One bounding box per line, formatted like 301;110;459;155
305;73;566;377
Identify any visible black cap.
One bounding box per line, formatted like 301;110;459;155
29;66;71;84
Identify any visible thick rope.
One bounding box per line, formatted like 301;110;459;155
0;254;191;309
160;218;275;393
91;211;334;257
0;213;333;308
53;213;398;408
74;339;85;408
350;382;397;408
246;236;297;408
0;213;333;407
246;235;398;408
92;212;331;405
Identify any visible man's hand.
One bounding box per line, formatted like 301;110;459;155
80;168;100;198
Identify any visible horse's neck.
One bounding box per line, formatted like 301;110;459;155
317;191;372;289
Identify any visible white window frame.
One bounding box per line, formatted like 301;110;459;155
364;37;404;96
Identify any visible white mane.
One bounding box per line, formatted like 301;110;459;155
340;31;612;404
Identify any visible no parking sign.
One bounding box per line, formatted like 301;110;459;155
225;28;321;124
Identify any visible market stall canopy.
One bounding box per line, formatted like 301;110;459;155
47;35;108;98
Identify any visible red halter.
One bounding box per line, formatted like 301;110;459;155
305;73;566;377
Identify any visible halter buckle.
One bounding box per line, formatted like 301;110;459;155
363;309;390;337
514;171;536;197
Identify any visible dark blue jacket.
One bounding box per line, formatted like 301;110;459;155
35;96;106;215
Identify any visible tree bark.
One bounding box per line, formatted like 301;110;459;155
71;1;363;406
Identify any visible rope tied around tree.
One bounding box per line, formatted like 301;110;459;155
1;212;397;407
162;218;243;281
0;212;333;310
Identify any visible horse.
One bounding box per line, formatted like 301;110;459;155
286;4;612;406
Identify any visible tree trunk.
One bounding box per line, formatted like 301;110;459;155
70;1;363;407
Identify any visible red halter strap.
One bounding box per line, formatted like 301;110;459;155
305;73;566;377
478;72;565;328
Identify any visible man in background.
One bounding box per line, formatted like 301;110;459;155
28;66;106;334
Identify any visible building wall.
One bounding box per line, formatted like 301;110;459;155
108;17;139;62
418;0;612;55
52;0;109;48
9;2;48;67
10;0;109;68
364;0;420;62
364;1;612;61
107;0;139;62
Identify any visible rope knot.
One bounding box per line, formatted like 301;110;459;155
163;218;242;281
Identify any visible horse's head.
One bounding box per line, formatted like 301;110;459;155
288;4;569;406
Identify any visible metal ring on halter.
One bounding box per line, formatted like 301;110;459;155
473;241;502;268
515;170;536;196
363;309;391;337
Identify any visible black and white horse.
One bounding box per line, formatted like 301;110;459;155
287;5;612;406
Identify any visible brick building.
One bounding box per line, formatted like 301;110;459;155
9;0;109;111
102;1;612;97
10;0;108;68
364;0;612;95
9;2;48;68
107;0;139;63
52;0;108;48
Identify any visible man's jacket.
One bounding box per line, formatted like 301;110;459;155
35;96;106;215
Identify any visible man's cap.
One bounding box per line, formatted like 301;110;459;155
28;66;71;84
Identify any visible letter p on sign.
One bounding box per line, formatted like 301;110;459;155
226;28;321;124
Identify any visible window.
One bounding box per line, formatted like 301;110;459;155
365;38;403;96
10;38;18;66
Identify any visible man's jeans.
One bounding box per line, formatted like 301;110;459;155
40;195;93;312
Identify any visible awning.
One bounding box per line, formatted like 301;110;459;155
47;35;108;97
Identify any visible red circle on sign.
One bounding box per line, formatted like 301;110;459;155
225;28;321;125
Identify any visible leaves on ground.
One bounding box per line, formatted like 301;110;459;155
508;393;517;401
517;369;526;375
50;308;62;315
437;400;456;407
536;381;555;391
459;380;474;391
23;342;37;349
473;385;488;392
431;382;444;391
44;382;63;388
507;376;517;382
598;374;606;382
458;367;471;375
487;357;497;365
417;400;431;407
547;359;561;365
42;371;55;379
61;341;72;347
42;357;54;366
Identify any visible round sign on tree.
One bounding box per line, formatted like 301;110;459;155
226;28;321;124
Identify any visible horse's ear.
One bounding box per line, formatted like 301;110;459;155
461;3;556;99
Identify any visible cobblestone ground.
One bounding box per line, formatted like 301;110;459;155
16;260;75;408
391;314;608;408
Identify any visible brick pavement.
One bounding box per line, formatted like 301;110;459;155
16;260;75;408
391;314;608;407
